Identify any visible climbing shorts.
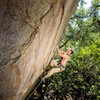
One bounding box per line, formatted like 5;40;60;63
59;64;66;72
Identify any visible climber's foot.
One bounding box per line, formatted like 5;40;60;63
41;77;46;83
42;79;46;83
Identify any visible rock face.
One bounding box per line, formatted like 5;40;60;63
0;0;78;100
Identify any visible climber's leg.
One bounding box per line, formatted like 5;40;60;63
50;59;58;67
42;67;61;80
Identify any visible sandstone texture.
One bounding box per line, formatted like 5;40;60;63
0;0;78;100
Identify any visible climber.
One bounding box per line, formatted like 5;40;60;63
42;46;73;81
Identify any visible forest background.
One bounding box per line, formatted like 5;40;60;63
27;0;100;100
44;0;100;99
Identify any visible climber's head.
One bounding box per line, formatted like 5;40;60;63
66;50;73;55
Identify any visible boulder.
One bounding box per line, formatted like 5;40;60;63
0;0;78;100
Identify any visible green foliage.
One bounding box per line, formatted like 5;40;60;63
47;39;100;99
93;0;100;6
46;1;100;99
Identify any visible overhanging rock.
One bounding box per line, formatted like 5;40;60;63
0;0;78;100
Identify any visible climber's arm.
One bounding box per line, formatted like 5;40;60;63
56;46;65;58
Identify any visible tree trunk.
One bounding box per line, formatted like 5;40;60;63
0;0;78;100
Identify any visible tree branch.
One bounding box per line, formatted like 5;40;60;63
59;37;72;48
71;5;100;19
59;4;100;49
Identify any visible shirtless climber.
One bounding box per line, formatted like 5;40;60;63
42;46;73;81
